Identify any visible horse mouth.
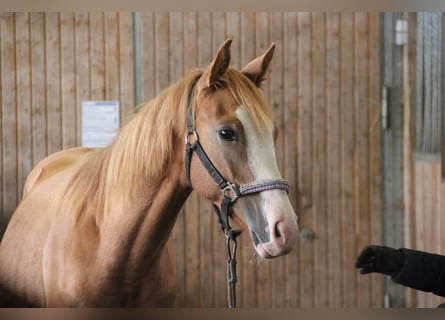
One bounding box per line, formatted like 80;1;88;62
251;231;276;259
255;242;294;259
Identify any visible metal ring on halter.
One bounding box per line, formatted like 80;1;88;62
222;182;240;203
185;130;199;144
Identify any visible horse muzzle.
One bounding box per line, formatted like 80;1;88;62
254;219;298;259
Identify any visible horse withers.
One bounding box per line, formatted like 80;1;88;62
0;38;298;307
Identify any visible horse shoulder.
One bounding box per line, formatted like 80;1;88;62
23;147;96;197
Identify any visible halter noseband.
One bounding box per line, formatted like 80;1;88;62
184;79;290;308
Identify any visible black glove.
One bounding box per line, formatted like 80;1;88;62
355;245;404;277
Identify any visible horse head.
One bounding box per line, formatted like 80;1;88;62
186;39;299;259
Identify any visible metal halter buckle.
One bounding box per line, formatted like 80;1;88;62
222;182;240;203
185;130;199;145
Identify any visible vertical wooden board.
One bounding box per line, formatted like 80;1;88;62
139;12;155;103
367;12;383;307
183;11;197;72
310;12;329;308
283;12;299;307
226;12;240;70
1;13;18;222
414;164;425;307
339;12;357;307
354;12;372;307
417;163;431;308
269;12;287;308
118;13;135;124
428;168;441;308
199;202;217;307
211;12;227;52
423;165;434;255
60;12;77;149
154;13;169;95
403;12;417;309
240;12;255;69
325;12;343;307
422;164;434;307
197;12;211;71
254;12;269;58
104;13;120;101
296;12;314;307
15;13;32;200
169;12;184;85
30;13;47;165
74;13;90;144
430;165;442;308
89;12;105;101
415;164;426;250
45;13;62;155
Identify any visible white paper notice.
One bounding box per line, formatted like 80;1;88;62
82;101;119;147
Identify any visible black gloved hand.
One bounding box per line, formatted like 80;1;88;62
355;245;404;277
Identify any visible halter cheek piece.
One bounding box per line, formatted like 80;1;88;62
184;79;290;308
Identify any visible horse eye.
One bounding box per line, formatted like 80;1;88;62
218;129;237;142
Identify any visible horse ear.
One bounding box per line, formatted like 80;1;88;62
241;43;275;87
198;38;232;91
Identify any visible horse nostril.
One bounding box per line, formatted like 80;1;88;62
274;222;282;238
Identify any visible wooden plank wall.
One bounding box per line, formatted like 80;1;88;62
0;12;135;234
0;12;382;307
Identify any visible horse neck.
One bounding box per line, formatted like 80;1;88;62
94;96;191;272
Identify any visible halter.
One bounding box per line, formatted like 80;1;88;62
184;79;290;308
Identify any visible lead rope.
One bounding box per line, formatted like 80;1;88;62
226;230;238;308
212;198;241;309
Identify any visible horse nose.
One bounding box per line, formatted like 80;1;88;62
255;218;298;259
260;221;298;258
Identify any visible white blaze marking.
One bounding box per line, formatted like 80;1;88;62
235;107;281;180
236;105;298;257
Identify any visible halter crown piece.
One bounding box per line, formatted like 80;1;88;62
184;79;290;308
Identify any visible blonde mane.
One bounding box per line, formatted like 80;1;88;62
55;68;273;222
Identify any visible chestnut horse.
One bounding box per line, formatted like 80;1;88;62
0;39;298;307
